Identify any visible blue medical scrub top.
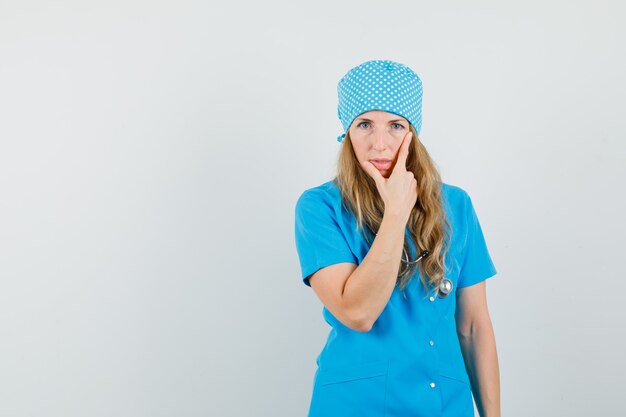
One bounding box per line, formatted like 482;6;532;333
294;179;497;417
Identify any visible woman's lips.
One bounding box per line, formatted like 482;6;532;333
370;159;392;170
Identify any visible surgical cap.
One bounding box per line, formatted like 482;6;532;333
336;59;423;142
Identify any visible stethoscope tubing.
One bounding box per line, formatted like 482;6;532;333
405;248;453;299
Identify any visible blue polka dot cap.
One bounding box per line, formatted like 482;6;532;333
336;60;423;142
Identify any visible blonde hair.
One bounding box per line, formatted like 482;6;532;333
335;124;451;296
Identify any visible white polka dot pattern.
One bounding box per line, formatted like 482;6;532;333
336;60;423;142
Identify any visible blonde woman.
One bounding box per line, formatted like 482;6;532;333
294;60;501;417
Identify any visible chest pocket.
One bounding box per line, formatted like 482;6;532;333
309;360;388;417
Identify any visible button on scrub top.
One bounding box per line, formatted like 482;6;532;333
294;179;497;417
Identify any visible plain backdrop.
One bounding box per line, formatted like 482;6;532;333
1;1;625;416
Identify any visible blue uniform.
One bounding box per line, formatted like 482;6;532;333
294;179;497;417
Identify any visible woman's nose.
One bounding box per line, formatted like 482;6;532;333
372;129;387;150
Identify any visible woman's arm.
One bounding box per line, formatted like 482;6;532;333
308;209;407;332
455;281;501;417
339;211;407;331
310;133;416;332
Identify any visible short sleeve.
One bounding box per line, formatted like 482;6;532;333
294;191;358;287
457;192;497;288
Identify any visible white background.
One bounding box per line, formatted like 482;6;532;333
1;1;624;416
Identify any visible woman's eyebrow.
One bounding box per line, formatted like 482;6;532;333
357;118;406;123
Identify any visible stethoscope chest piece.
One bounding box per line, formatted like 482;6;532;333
437;278;453;298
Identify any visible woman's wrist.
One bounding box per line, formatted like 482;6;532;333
381;210;409;233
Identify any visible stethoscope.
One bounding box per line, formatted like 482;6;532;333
403;247;453;299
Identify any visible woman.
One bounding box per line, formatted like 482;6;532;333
294;60;501;417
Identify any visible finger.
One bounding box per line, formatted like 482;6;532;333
361;160;385;187
392;132;413;174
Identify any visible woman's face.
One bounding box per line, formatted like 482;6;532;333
348;110;410;178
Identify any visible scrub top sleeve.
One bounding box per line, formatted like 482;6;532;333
457;192;497;289
294;191;358;287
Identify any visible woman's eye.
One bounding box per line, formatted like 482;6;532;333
358;122;370;129
392;123;404;130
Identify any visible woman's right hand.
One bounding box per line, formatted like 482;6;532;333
361;132;418;223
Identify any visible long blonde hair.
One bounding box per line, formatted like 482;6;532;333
335;124;451;296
